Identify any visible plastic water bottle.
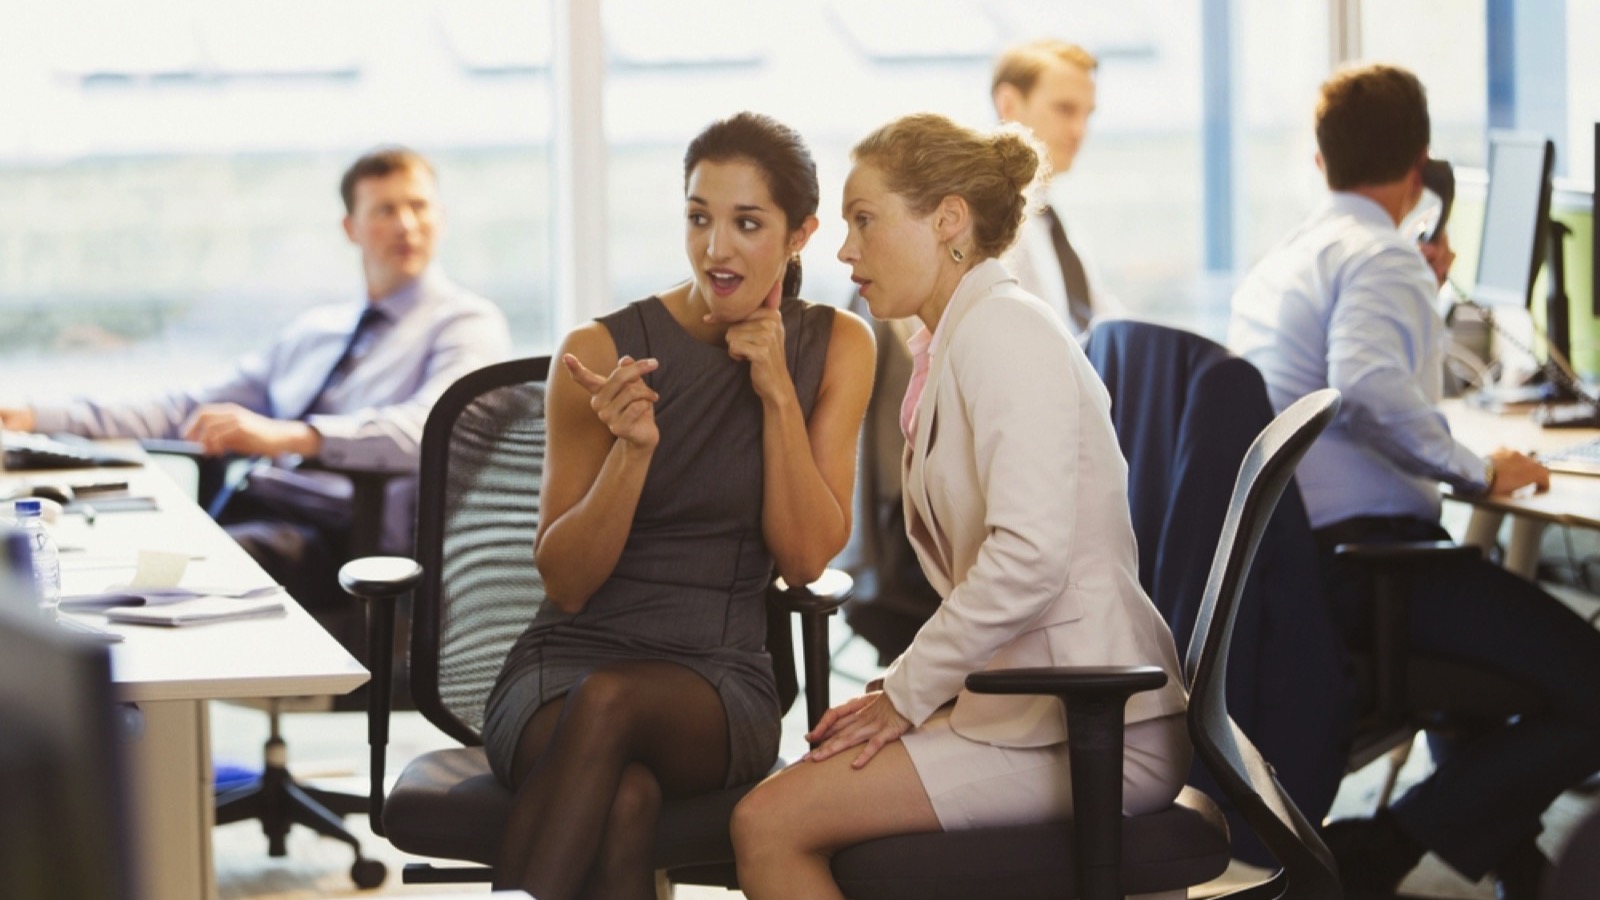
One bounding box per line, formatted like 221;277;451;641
13;499;61;611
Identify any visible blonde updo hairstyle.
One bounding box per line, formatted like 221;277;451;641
851;113;1046;260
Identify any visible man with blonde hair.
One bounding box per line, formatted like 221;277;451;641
992;38;1116;336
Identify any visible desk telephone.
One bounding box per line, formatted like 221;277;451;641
1420;158;1454;246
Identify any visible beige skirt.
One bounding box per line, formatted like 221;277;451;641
900;705;1191;831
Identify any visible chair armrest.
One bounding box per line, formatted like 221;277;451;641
966;665;1170;697
339;555;422;600
966;665;1168;900
301;459;414;559
768;569;854;733
771;567;854;615
1332;540;1481;564
1334;540;1480;719
338;555;423;837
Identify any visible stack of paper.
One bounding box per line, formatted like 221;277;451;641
102;596;286;627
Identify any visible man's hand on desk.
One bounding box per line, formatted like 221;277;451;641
182;404;323;458
0;406;36;431
1486;448;1551;496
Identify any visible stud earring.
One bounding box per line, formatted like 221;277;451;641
950;246;965;263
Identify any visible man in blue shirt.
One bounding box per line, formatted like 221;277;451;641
2;147;511;602
1230;63;1600;899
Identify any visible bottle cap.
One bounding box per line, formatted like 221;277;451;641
13;499;42;516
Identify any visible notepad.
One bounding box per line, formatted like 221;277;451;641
103;596;287;627
58;585;284;611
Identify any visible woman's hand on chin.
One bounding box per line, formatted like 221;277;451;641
725;282;792;403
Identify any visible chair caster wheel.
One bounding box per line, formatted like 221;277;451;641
351;857;387;889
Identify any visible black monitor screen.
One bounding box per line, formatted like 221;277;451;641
1474;132;1555;308
0;598;136;900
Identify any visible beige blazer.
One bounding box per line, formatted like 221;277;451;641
881;260;1186;749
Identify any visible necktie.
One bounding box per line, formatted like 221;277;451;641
207;306;385;519
1041;206;1093;334
294;305;387;421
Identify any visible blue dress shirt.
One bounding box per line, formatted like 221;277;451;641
31;269;512;551
1228;192;1488;529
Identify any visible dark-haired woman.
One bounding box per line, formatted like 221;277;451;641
730;113;1190;900
480;112;875;899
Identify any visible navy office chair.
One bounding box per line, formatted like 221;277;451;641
1084;319;1352;863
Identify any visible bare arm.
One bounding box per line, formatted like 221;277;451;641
728;305;876;585
532;324;661;612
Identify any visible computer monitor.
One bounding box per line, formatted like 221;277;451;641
1475;131;1556;311
0;568;139;900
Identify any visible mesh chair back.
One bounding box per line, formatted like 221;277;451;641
1185;388;1343;898
411;356;551;745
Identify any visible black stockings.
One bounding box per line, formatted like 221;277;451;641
493;661;731;900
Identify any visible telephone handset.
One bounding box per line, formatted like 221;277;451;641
1420;158;1454;245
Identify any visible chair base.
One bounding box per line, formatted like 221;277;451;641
216;725;387;889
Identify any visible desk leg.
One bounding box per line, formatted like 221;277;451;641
129;700;216;900
1463;509;1506;555
1505;517;1548;581
1461;508;1546;581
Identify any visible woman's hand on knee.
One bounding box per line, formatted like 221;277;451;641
803;691;911;770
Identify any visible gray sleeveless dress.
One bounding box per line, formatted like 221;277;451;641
482;295;836;788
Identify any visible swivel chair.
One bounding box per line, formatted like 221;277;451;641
828;390;1345;900
335;355;851;887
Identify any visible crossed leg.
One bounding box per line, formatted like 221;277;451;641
493;660;731;900
731;740;939;900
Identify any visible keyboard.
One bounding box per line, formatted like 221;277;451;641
1539;437;1600;477
1532;402;1600;429
2;431;143;471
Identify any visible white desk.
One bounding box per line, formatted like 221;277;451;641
8;463;369;900
1442;399;1600;578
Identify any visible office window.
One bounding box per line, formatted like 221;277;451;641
598;0;1205;321
0;0;554;398
1568;0;1599;184
1361;0;1487;168
1235;0;1331;271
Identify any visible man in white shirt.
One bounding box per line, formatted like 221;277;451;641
1;147;512;603
992;39;1118;337
1229;63;1600;900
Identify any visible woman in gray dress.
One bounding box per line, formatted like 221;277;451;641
482;112;876;899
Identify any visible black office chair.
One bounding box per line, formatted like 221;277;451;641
0;581;139;900
335;354;850;887
141;443;409;888
828;389;1343;900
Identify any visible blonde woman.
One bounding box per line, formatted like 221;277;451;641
731;114;1190;899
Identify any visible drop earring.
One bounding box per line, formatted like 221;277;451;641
950;246;965;263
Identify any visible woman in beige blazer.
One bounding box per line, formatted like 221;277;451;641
732;113;1190;899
